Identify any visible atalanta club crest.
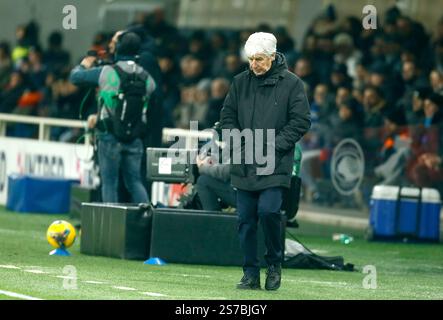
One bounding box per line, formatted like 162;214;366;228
331;139;365;196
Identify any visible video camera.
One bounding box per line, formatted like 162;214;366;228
86;50;112;67
146;148;199;184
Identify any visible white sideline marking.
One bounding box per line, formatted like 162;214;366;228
171;273;211;278
140;292;167;297
0;265;21;269
286;279;349;287
23;270;47;274
83;280;106;284
0;289;43;300
112;286;137;291
55;275;76;280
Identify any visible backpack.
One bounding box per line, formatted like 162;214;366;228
103;64;148;143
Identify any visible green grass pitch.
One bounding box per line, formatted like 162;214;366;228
0;206;442;300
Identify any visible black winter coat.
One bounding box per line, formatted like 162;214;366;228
220;53;311;191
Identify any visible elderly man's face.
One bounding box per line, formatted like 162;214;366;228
248;53;274;76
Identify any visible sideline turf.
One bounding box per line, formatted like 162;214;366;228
0;207;442;300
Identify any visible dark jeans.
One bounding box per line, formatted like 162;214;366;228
195;175;236;211
98;134;148;203
236;187;283;277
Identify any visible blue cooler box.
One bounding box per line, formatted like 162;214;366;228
6;174;78;214
369;185;441;242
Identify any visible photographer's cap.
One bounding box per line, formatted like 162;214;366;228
116;32;141;56
244;32;277;57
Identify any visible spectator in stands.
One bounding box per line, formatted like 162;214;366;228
294;56;318;99
157;48;180;128
217;52;246;81
12;25;29;65
311;34;335;84
142;8;184;56
396;15;430;62
352;62;369;93
25;45;47;90
363;86;388;128
179;54;205;86
333;32;362;79
330;97;364;146
404;87;431;125
193;78;211;129
433;39;443;73
423;92;443;127
379;109;410;163
329;63;352;93
43;32;70;74
410;152;443;194
312;83;333;120
205;78;230;129
0;70;26;113
174;85;196;129
408;93;443;175
368;61;402;105
0;42;12;90
275;26;299;67
187;30;212;68
429;69;443;95
374;105;411;185
174;78;211;130
401;60;429;97
209;31;228;77
334;86;352;109
12;21;40;66
330;87;364;129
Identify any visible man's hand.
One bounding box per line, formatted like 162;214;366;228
80;56;97;69
87;114;98;129
196;155;213;168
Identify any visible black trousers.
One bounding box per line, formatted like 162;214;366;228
195;175;236;211
236;187;283;277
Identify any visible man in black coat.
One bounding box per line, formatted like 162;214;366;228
220;32;311;290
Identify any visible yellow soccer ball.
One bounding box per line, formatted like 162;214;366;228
46;220;76;249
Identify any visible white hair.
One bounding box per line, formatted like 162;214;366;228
244;32;277;57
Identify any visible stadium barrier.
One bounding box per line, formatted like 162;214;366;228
0;113;92;206
0;113;89;143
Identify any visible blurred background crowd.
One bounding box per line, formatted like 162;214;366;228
0;4;442;206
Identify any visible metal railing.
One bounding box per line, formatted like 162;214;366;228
0;113;88;143
0;113;214;148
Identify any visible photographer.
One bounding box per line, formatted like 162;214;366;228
69;32;156;203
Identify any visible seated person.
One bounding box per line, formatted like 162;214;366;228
195;154;236;211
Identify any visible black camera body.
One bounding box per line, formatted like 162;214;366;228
146;148;199;184
86;50;112;67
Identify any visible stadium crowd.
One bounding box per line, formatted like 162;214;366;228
0;5;442;202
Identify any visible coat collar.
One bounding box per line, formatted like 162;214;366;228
249;52;287;86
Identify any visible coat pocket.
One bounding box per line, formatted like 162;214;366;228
230;164;246;177
274;150;293;175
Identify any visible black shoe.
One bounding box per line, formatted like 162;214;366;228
265;264;281;291
236;274;261;290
